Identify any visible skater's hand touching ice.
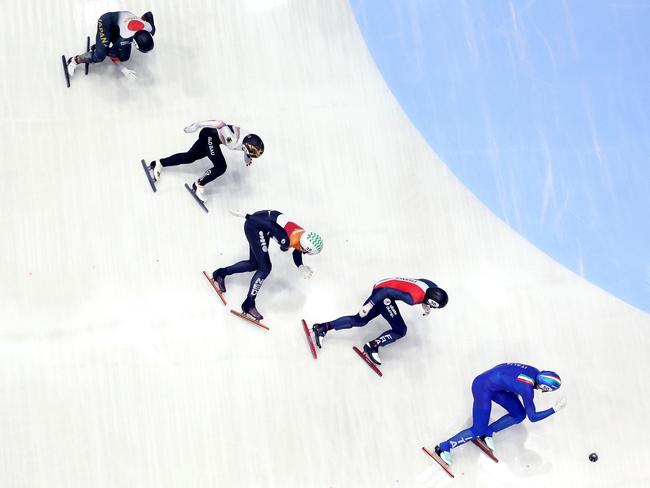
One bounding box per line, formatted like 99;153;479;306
184;123;199;133
299;265;313;280
553;397;567;413
120;66;137;81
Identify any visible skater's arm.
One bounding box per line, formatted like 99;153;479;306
220;125;244;151
521;389;555;422
419;278;437;289
292;249;304;267
184;120;226;133
269;225;290;251
141;11;156;35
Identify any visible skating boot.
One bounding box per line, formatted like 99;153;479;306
363;340;381;365
435;445;452;466
149;160;162;182
212;269;226;293
67;56;80;77
480;435;495;452
192;180;207;202
242;299;263;321
312;323;328;348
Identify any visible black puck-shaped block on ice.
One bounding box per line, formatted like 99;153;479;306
589;452;598;462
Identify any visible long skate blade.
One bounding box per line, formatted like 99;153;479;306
301;319;317;359
140;159;157;192
85;36;90;75
229;310;269;330
61;54;70;88
202;271;226;305
421;447;454;478
184;183;209;213
472;439;499;463
352;346;382;377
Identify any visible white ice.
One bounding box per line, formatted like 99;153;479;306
1;1;649;487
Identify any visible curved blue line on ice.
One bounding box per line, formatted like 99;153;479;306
350;0;650;313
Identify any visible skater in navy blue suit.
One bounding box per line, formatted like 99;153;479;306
312;277;448;365
66;11;156;81
434;363;566;466
212;210;324;321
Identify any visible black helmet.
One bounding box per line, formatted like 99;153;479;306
133;30;154;53
243;134;264;158
425;287;448;309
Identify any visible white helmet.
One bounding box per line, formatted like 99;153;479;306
300;231;323;255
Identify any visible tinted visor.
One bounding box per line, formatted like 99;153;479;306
244;142;263;158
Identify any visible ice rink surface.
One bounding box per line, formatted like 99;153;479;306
1;1;649;487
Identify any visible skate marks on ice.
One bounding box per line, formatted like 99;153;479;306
202;271;227;306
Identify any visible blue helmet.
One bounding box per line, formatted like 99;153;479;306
536;371;561;392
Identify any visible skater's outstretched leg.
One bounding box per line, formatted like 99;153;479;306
313;295;381;349
160;135;207;167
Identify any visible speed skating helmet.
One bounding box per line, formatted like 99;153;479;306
300;232;323;255
134;30;154;53
243;134;264;158
536;371;561;392
425;286;448;309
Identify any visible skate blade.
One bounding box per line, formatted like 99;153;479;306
202;271;227;305
421;447;454;478
472;439;499;462
229;309;269;330
301;319;317;359
352;346;383;377
184;183;209;213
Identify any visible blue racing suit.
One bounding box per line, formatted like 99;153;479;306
439;363;556;452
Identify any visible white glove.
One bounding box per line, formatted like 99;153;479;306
229;209;247;218
299;265;313;280
553;397;567;412
422;303;431;316
119;66;136;81
184;123;199;133
244;153;253;167
359;302;373;318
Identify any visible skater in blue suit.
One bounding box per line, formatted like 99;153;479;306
212;210;323;321
312;277;448;365
434;362;566;466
